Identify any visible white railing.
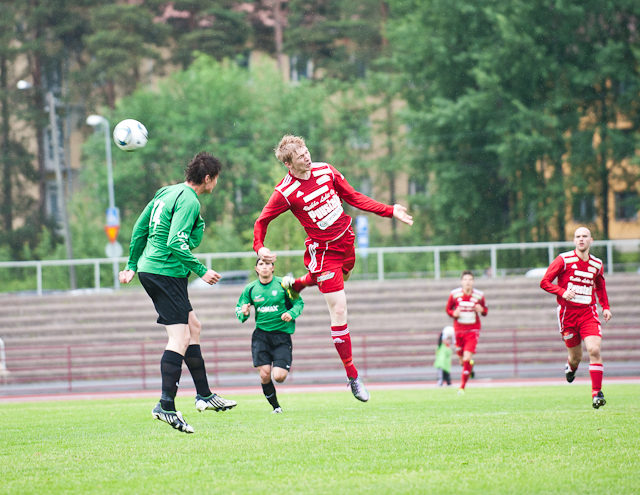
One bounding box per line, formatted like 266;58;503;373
0;239;638;296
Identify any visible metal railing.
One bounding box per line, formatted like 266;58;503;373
0;239;638;296
2;327;639;393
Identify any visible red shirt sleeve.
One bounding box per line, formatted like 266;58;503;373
480;296;488;316
595;268;610;310
253;191;290;253
331;165;394;217
540;255;566;297
446;294;456;318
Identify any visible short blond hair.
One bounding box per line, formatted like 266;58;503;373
275;135;306;165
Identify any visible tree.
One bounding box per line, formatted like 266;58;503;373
386;0;640;243
80;2;169;108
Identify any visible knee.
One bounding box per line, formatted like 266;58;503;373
273;370;288;383
333;303;347;320
588;346;601;361
259;369;271;382
190;319;202;338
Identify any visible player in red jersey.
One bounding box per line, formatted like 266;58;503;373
445;271;488;393
540;227;612;409
254;135;414;402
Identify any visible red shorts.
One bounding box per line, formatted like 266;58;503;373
557;305;602;348
455;331;479;357
303;228;356;294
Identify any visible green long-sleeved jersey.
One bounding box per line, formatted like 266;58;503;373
434;343;453;372
236;276;304;334
125;183;208;278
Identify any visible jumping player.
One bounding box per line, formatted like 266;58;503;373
120;152;236;433
445;271;488;393
236;258;304;413
253;135;413;402
540;227;612;409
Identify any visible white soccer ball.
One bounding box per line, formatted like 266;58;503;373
113;119;148;152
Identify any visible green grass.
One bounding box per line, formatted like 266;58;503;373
2;385;639;494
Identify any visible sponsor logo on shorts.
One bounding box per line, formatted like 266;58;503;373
333;338;345;343
563;333;574;340
317;271;335;282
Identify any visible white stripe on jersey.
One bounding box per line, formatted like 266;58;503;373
282;180;301;197
303;185;329;203
574;270;594;278
589;259;602;269
316;175;331;185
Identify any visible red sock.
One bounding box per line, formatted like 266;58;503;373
589;363;603;396
460;361;472;389
292;273;314;293
568;358;578;372
331;324;358;379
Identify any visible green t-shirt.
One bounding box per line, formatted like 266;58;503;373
434;343;453;372
236;276;304;334
125;183;207;278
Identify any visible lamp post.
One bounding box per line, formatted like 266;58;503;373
18;80;76;289
86;114;120;289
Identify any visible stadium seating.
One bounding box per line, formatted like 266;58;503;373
0;273;638;390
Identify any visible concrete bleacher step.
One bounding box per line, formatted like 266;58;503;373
1;273;638;385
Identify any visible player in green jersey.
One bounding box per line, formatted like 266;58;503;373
119;152;236;433
236;258;304;413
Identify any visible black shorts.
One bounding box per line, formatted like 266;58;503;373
138;272;192;325
251;328;293;370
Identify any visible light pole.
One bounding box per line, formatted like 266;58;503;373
18;80;76;289
86;114;120;289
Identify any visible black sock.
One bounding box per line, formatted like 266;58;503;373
160;350;183;412
184;344;212;397
261;380;280;409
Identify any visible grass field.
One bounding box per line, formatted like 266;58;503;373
2;384;639;495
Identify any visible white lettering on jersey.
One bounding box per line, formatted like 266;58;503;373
149;200;165;231
317;206;343;230
458;313;476;324
303;185;329;203
308;195;341;221
587;266;597;273
257;305;280;313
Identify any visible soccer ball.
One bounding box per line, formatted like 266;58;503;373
113;119;148;152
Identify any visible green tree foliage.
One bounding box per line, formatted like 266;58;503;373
145;0;251;69
80;55;369;258
387;0;640;243
285;0;385;79
79;3;170;108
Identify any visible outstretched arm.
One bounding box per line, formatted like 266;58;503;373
253;191;290;262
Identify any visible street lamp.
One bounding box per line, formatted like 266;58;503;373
86;114;120;289
17;80;76;289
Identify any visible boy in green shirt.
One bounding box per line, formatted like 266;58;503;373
119;152;236;433
236;258;304;413
434;326;454;386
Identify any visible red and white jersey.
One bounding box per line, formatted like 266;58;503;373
540;250;610;311
254;163;393;251
446;288;488;333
